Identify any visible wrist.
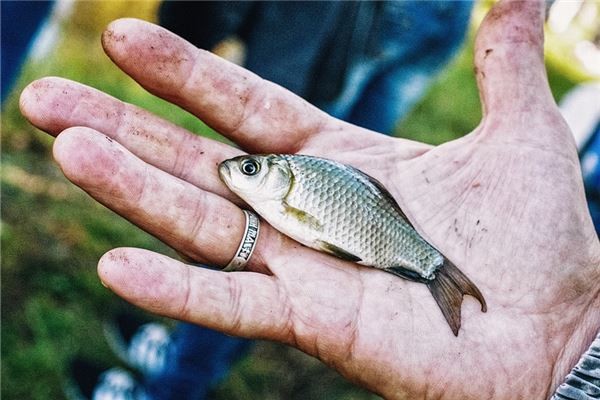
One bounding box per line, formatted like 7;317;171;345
550;293;600;398
551;331;599;399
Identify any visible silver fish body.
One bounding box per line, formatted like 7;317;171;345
219;154;486;335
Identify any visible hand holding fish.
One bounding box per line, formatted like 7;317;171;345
20;0;599;398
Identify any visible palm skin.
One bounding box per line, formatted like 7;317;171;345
19;1;599;398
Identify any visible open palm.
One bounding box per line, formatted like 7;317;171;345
20;1;599;398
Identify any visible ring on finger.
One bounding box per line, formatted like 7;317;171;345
223;210;260;272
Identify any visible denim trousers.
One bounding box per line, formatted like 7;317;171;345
144;323;251;400
318;1;474;134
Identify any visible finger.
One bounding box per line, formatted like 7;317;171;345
53;126;277;271
474;0;555;118
101;18;364;153
20;77;240;201
98;247;291;341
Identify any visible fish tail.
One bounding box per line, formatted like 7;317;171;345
427;258;487;336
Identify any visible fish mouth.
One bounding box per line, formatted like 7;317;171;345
218;161;231;184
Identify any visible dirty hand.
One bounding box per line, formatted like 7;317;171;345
20;0;599;398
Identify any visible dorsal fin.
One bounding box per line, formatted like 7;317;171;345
349;166;415;228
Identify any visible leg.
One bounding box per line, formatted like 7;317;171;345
144;323;252;400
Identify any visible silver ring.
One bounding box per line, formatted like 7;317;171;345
223;210;260;272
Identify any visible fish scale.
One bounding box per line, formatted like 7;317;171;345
281;155;441;277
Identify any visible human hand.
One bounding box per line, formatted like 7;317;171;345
19;0;599;398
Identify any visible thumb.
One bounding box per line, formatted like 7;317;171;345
474;0;555;119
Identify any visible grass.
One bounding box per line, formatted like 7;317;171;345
1;2;584;399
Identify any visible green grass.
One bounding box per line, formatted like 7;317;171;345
395;40;482;145
1;2;583;399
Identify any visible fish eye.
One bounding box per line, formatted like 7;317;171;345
240;159;260;176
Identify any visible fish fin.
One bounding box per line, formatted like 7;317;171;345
316;240;362;262
283;201;323;231
426;258;487;336
385;266;430;283
350;167;415;228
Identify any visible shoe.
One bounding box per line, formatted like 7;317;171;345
104;312;171;376
65;358;147;400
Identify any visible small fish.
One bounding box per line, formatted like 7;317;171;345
218;154;487;335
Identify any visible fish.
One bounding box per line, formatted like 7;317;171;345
218;154;487;335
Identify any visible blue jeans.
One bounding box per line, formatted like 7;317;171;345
159;2;472;136
1;1;54;103
580;121;600;233
319;1;473;134
144;323;251;400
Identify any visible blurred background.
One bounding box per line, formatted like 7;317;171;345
2;1;599;399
